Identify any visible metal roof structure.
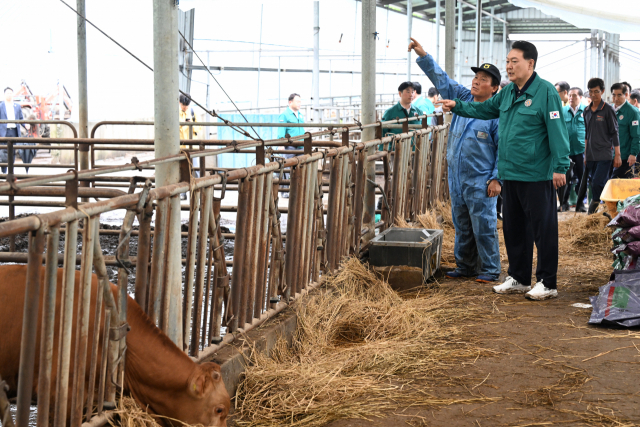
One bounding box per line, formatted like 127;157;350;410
376;0;591;34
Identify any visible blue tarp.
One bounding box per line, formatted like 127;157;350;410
216;114;280;168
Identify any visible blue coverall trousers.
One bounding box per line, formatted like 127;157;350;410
450;185;501;279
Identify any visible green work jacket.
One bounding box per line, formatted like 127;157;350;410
562;104;586;156
451;73;570;182
379;102;423;151
615;101;640;160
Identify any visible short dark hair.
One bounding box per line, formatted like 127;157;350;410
412;82;422;95
179;93;191;106
427;87;439;97
587;78;605;92
398;82;414;92
622;81;632;93
555;81;570;93
630;90;640;102
611;83;628;94
500;80;509;88
4;87;13;94
569;87;583;97
511;40;538;69
288;93;300;102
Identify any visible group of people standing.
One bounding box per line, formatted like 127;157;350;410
0;86;37;174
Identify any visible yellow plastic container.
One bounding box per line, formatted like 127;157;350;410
601;179;640;216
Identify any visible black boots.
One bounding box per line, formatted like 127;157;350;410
587;200;600;215
575;202;586;213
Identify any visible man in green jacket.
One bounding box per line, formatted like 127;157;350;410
437;41;570;301
610;83;640;179
380;82;423;151
559;87;587;212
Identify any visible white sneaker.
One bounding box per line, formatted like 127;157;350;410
525;281;558;301
492;276;531;294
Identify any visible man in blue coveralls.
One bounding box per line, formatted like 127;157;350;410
409;37;502;283
277;93;305;198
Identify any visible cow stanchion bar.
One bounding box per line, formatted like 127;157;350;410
0;115;450;427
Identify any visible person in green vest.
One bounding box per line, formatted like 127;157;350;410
610;83;640;179
436;40;570;301
558;87;587;212
379;82;422;151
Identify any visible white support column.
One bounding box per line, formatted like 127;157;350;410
475;0;482;66
362;0;376;241
407;0;413;80
444;0;455;76
436;0;441;64
313;0;320;122
456;1;462;81
590;29;598;80
489;6;494;65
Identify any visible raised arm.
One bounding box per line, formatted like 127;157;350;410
410;38;470;101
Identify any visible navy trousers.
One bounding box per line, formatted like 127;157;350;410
502;180;558;289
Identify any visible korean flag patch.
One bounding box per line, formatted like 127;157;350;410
550;111;560;120
633;120;639;126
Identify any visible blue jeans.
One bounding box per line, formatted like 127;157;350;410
450;187;501;279
586;160;612;201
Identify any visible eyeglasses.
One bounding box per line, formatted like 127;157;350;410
589;89;602;95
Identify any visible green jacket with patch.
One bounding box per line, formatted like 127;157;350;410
562;104;586;156
379;102;423;151
451;73;570;182
615;101;640;161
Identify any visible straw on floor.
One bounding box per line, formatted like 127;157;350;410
233;257;498;427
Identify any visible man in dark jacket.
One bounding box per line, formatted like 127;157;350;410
582;78;620;214
0;87;27;174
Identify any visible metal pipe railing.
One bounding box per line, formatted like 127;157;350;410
1;117;450;427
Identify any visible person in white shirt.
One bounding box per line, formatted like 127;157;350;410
0;87;26;174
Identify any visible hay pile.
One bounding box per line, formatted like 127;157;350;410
234;258;497;427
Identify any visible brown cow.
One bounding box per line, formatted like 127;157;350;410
0;265;230;426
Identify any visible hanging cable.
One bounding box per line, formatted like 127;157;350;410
57;0;260;142
178;30;263;142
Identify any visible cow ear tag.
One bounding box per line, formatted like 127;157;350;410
524;99;532;107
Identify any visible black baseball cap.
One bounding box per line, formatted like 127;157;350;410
470;63;501;83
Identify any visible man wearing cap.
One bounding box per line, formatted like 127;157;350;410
434;40;570;301
409;38;501;283
380;82;422;151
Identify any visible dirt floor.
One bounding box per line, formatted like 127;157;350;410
321;275;640;427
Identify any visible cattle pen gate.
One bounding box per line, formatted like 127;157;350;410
0;114;450;427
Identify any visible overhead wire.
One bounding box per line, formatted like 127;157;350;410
178;30;262;141
57;0;259;142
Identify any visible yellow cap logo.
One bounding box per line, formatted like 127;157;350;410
483;64;490;69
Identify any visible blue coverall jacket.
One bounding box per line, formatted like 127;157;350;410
416;54;501;279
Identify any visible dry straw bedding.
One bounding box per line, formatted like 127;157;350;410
233;258;499;427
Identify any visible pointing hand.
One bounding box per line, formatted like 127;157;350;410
408;37;427;57
434;99;457;112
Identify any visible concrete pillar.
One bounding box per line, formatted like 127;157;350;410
407;0;413;80
76;0;89;177
362;0;376;242
584;38;588;91
444;0;455;77
152;0;182;345
503;21;508;71
435;0;440;64
456;1;462;81
489;7;494;65
475;0;482;66
313;1;320;122
598;30;603;80
590;29;598;79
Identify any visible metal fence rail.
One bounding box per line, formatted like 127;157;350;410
0;116;450;427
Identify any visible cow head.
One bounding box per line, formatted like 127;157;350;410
173;362;230;427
